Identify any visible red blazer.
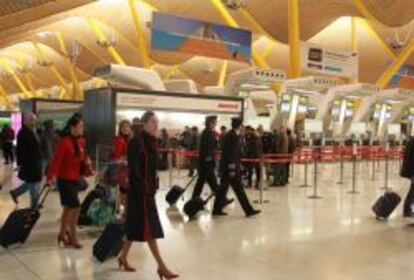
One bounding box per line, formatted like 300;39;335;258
47;136;87;181
112;135;129;160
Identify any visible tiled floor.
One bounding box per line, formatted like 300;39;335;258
0;159;413;280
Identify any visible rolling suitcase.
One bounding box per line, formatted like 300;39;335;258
372;191;401;220
183;194;214;219
93;186;125;263
165;175;198;206
0;184;51;248
93;221;125;263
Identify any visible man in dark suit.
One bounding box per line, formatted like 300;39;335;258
190;116;233;207
213;118;261;217
10;113;43;209
400;137;414;217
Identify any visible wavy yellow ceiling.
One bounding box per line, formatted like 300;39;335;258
0;0;412;96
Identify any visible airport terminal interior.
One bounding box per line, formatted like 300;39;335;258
0;0;414;279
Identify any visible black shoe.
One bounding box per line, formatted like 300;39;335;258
212;211;228;216
9;191;18;204
246;209;261;217
403;212;414;218
224;198;234;207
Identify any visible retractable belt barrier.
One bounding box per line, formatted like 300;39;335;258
166;145;404;165
155;146;404;198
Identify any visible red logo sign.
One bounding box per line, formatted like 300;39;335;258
218;103;239;110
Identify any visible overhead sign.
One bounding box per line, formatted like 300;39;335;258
36;102;83;113
387;124;401;136
304;119;323;133
300;42;358;79
117;92;242;114
151;12;252;63
350;122;367;134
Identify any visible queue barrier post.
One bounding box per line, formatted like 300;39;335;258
308;148;322;199
384;148;390;192
177;148;182;178
299;150;312;188
371;147;376;181
168;149;173;188
337;145;345;185
254;157;270;205
347;153;360;194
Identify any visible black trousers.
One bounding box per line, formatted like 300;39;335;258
247;162;261;188
273;163;287;185
214;172;254;215
3;142;14;163
188;157;197;176
404;182;414;214
191;167;219;199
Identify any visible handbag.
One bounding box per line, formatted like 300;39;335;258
77;177;89;192
116;163;130;191
80;159;93;177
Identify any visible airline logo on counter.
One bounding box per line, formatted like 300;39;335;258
117;93;242;114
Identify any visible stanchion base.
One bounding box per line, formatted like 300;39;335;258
299;184;312;188
308;195;322;199
336;181;344;185
347;190;360;194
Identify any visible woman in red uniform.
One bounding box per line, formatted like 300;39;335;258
47;114;91;249
112;120;132;208
117;111;178;279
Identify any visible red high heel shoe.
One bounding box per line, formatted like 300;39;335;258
70;241;83;249
157;268;179;280
67;235;83;249
117;258;136;272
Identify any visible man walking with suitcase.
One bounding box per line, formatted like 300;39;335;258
213;118;261;217
400;137;414;217
10;113;42;209
190;116;233;208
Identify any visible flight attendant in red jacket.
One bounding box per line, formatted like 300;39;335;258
47;114;91;249
112;120;132;208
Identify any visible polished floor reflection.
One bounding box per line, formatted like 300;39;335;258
0;159;413;280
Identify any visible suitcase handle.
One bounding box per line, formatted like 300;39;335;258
184;174;199;191
36;184;52;210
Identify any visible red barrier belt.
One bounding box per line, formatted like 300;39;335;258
161;145;404;164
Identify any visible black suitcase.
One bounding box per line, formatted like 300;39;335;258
183;194;214;219
93;222;125;263
0;185;51;248
165;175;198;206
372;191;401;219
78;185;106;226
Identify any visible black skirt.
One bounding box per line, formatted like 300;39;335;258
125;189;164;242
57;179;80;208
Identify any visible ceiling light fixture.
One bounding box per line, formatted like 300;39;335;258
221;0;247;10
36;31;53;38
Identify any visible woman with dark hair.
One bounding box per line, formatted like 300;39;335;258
47;114;92;249
118;111;178;279
112;120;132;208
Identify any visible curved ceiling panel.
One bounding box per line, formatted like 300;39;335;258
359;0;414;26
245;0;358;43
